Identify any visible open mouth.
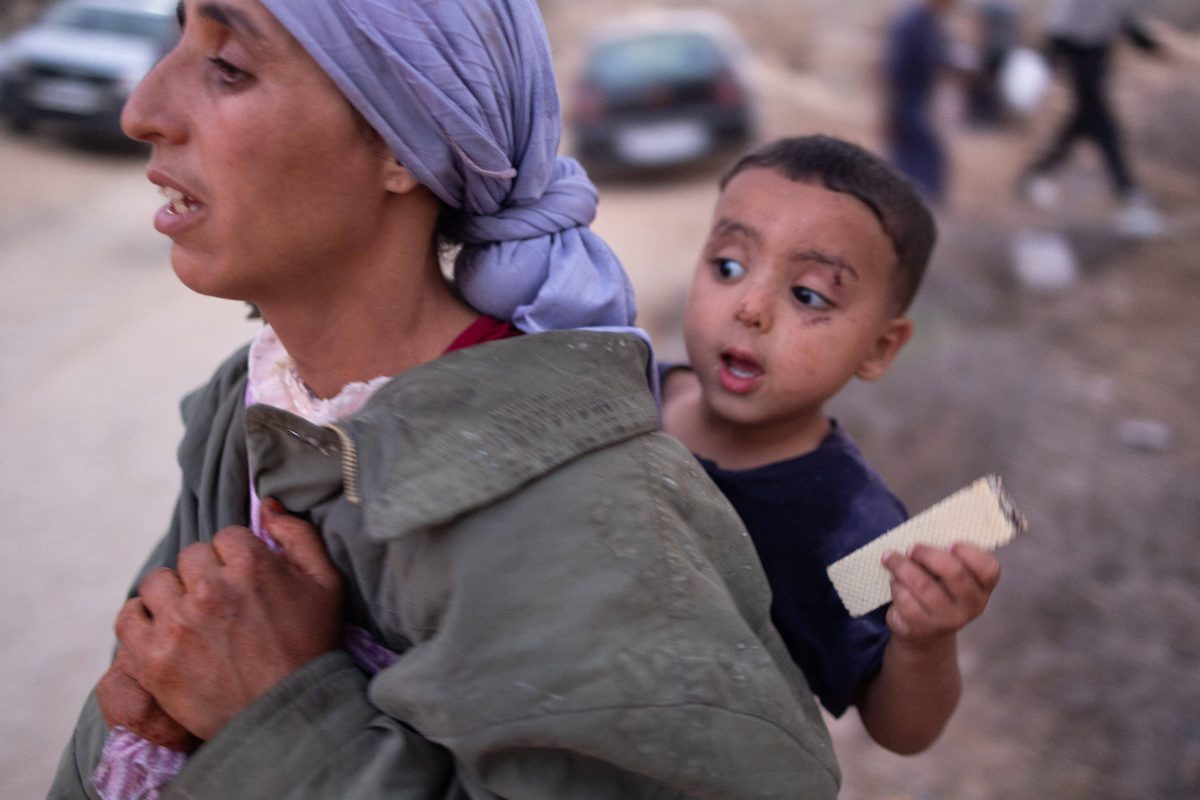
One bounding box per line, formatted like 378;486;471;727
722;351;763;379
160;185;202;214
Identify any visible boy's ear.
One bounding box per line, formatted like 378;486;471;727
856;316;914;382
382;160;422;195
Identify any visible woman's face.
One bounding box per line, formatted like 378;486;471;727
122;0;394;304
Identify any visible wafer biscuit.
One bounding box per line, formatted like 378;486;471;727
826;475;1026;617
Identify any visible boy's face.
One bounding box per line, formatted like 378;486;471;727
683;168;913;436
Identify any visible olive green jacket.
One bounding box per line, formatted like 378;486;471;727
50;330;839;799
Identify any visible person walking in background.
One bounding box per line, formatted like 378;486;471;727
964;0;1019;128
882;0;958;204
1019;0;1166;236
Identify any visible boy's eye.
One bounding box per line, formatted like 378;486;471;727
715;259;746;280
792;286;831;309
207;56;251;87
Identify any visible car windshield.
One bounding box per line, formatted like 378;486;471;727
42;4;175;41
588;33;724;90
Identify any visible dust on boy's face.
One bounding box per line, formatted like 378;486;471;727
683;167;910;435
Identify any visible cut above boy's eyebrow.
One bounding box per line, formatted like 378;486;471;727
713;219;860;281
789;248;860;281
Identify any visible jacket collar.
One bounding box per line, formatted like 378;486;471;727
248;330;661;538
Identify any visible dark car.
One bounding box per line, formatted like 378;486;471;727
568;10;757;174
0;0;178;141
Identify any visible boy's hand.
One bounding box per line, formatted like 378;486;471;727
882;543;1000;644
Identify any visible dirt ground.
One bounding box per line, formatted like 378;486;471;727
2;1;1198;798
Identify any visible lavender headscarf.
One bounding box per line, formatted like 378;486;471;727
259;0;637;334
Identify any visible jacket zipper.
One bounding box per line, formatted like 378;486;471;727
324;422;363;505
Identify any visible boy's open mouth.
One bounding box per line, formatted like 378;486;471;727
721;351;763;380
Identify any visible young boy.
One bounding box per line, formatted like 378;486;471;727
661;135;1001;755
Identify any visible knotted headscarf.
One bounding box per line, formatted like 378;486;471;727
260;0;638;334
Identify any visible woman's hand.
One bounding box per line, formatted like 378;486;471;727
114;500;344;741
882;542;1001;644
96;647;199;752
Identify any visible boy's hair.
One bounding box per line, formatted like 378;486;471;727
719;135;937;313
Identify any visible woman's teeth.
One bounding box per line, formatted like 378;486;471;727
160;186;199;214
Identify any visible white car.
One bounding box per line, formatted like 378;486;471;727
0;0;177;140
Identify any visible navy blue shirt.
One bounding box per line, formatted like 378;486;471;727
691;419;908;716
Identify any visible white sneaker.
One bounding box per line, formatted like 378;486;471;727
1011;230;1079;293
1020;174;1060;211
1116;192;1166;238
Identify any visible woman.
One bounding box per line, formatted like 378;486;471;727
49;1;840;798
